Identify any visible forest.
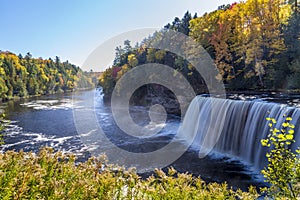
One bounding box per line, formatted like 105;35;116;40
99;0;300;98
0;51;94;100
1;1;300;199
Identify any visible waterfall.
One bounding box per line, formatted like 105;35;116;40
180;96;300;170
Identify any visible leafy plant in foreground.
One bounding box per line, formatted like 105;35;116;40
261;117;300;199
0;113;6;145
0;147;259;199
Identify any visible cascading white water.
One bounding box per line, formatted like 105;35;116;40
181;96;300;170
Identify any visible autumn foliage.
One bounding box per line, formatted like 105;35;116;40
0;52;93;99
99;0;300;97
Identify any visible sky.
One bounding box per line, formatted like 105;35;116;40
0;0;237;71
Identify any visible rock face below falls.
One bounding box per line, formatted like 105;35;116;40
129;84;202;116
104;85;184;115
143;87;181;115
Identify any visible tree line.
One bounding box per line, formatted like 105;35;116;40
99;0;300;98
0;51;94;100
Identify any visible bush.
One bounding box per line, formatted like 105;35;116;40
0;114;5;145
0;147;259;199
261;117;300;199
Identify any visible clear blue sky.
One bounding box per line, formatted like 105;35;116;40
1;0;236;71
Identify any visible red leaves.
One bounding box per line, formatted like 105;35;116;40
112;67;121;78
229;2;238;10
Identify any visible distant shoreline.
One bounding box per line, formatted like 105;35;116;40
0;87;96;103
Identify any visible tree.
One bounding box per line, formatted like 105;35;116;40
25;52;32;60
164;11;193;35
190;0;291;89
127;54;138;67
124;40;132;53
0;51;93;99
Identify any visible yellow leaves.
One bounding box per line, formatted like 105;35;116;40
116;64;129;80
261;139;270;147
7;54;28;73
278;134;285;140
99;75;105;84
73;75;79;82
67;80;74;89
41;74;49;82
282;122;289;127
267;118;277;126
127;54;138;67
269;123;273;127
286;134;294;140
154;50;166;62
0;51;94;97
188;64;194;71
66;69;72;76
272;128;280;133
190;0;290;82
263;116;296;149
49;68;58;75
279;4;292;25
0;67;5;75
289;124;295;129
262;114;299;198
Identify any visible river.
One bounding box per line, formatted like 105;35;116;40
3;89;295;190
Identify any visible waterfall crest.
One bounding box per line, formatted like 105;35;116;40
180;96;300;169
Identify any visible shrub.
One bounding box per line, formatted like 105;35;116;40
261;117;300;199
0;114;5;145
0;147;259;199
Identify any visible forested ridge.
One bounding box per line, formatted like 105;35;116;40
99;0;300;98
0;51;94;100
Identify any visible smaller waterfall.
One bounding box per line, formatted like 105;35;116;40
180;96;300;170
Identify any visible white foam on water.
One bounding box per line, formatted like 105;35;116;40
20;99;83;111
0;140;32;152
51;136;74;144
0;119;87;156
144;122;166;131
80;129;98;137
